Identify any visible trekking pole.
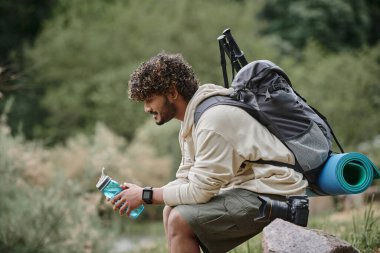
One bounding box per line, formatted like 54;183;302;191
217;35;230;88
218;32;239;81
218;31;240;85
222;28;248;70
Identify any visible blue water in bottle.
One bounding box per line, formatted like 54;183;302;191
96;168;144;219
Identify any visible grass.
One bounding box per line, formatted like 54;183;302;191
350;196;380;253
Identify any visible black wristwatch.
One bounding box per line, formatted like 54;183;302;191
142;186;153;204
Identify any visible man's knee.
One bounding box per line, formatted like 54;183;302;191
167;208;193;235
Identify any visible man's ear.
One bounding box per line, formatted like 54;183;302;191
168;86;179;101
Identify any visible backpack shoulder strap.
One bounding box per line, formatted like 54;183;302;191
194;96;230;126
194;95;256;127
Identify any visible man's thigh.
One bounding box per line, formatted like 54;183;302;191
175;188;272;253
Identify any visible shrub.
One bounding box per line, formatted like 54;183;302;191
0;123;109;253
0;118;172;252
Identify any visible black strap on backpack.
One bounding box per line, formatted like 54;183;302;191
309;105;345;154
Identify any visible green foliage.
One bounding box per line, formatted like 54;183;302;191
259;0;378;53
0;115;173;252
0;0;56;62
18;0;273;143
358;135;380;166
0;180;106;253
0;124;109;253
0;0;379;151
0;0;56;134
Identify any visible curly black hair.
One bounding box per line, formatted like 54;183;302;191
128;53;199;102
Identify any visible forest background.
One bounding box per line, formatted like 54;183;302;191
1;0;380;252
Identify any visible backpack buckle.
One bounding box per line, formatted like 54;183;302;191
269;82;282;92
273;82;281;90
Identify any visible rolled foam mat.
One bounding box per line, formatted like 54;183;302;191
310;152;379;196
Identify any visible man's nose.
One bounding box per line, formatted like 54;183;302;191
144;102;151;113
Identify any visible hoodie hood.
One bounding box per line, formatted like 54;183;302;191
181;84;233;138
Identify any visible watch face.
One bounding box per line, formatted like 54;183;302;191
143;191;151;199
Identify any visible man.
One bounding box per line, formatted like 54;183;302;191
112;52;308;253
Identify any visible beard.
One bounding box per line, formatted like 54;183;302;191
155;96;177;125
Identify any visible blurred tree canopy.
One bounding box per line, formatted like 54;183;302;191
0;0;56;63
2;0;267;143
0;0;379;153
0;0;56;140
259;0;380;53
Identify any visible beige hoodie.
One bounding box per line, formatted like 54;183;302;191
163;84;307;206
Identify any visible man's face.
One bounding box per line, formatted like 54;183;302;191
143;95;177;125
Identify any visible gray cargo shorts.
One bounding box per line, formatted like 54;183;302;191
174;188;283;253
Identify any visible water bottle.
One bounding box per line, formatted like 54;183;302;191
96;168;144;219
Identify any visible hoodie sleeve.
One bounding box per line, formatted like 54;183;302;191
163;129;240;206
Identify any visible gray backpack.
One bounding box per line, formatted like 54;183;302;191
194;30;344;192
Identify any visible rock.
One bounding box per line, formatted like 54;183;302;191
262;219;359;253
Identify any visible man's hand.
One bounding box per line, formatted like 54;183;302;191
111;183;144;217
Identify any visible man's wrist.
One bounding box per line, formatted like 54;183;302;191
142;186;153;204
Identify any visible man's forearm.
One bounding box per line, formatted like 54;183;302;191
152;187;165;205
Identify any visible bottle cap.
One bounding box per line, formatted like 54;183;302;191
96;167;111;191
